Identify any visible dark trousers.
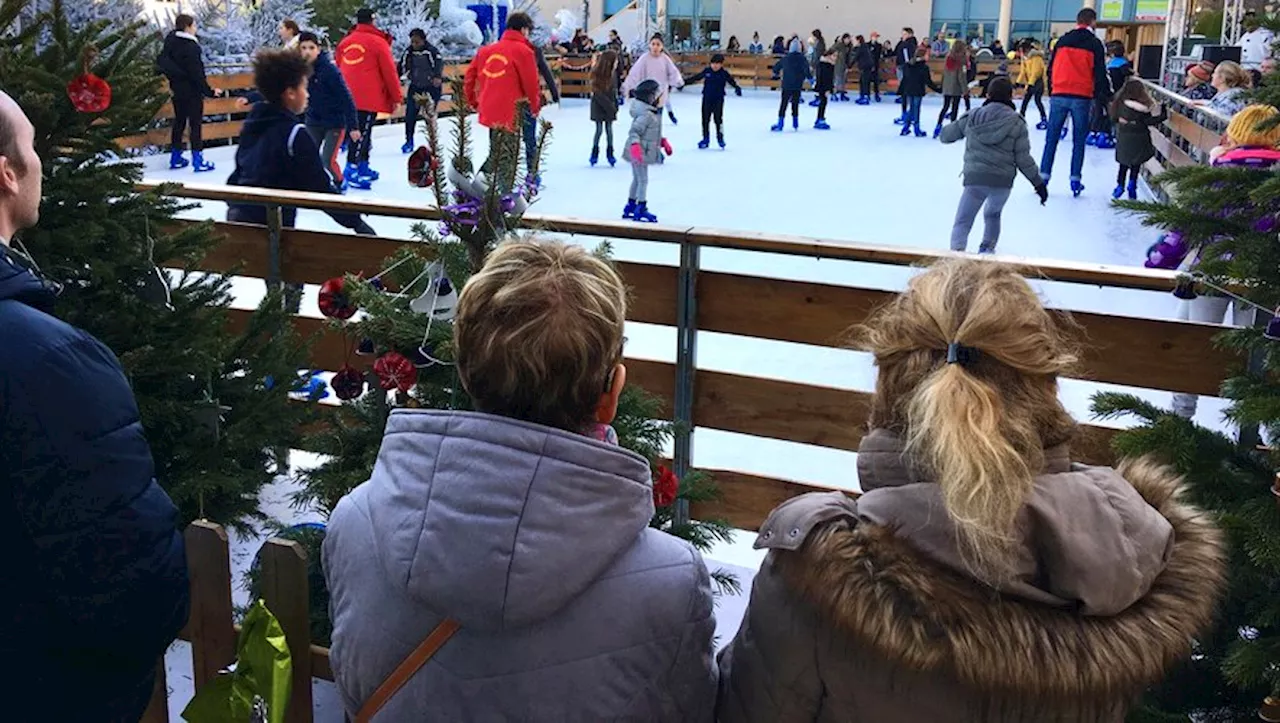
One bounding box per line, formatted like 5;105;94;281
346;110;377;166
701;96;725;139
1116;164;1139;186
521;109;538;172
1020;82;1045;120
777;89;801;118
404;85;441;144
171;95;204;153
815;90;828;120
938;95;962;125
858;69;874;98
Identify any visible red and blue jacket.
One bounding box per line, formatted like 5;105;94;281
1047;26;1109;100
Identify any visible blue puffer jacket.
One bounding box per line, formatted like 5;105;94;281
305;50;359;132
0;244;188;723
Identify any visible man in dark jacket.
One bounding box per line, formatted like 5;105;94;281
771;38;811;131
156;13;226;172
892;26;918;115
853;35;879;103
1039;7;1109;195
399;28;445;153
297;32;361;190
0;90;189;723
227;50;376;235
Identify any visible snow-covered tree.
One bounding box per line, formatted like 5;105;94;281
3;0;145;46
513;0;554;47
244;0;327;51
421;0;481;55
373;0;432;57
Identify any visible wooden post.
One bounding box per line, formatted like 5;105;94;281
185;521;237;693
139;659;169;723
260;537;313;723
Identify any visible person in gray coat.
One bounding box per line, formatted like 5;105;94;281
323;239;717;723
831;34;852;100
624;79;670;223
940;77;1048;253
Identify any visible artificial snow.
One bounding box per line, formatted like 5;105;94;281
150;91;1231;716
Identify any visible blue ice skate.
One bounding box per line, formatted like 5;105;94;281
1071;179;1085;197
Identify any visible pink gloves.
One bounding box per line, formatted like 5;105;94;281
661;138;673;156
629;143;643;163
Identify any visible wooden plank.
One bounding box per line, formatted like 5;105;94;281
259;538;313;723
119;119;248;148
1168;110;1221;154
157;96;250;119
311;644;334;682
184;521;237;693
690;468;851;531
695;270;1230;396
138;660;170;723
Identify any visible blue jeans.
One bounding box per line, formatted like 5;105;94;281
905;96;923;130
1039;96;1091;182
522;108;538;172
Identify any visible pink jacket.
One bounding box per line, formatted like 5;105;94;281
622;52;684;102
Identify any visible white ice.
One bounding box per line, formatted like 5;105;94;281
147;91;1233;719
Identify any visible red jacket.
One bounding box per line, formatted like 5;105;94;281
464;30;541;131
1047;25;1108;100
337;24;403;114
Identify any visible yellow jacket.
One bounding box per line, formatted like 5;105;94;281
1018;51;1046;86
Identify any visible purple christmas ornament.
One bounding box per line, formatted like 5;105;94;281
1252;215;1277;234
1264;315;1280;341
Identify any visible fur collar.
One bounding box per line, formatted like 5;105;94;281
1124;99;1156;113
773;456;1225;702
175;31;197;42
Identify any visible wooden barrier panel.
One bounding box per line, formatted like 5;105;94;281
1168;110;1222;155
259;538;313;723
184;521;238;692
139;661;170;723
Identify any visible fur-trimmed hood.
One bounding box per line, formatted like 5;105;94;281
749;431;1225;714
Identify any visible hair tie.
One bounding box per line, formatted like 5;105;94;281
946;342;978;366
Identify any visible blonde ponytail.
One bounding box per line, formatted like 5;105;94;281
858;259;1079;579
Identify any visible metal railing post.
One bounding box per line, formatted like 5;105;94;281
673;234;699;528
266;203;282;291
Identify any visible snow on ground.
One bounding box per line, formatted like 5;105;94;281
152;91;1232;716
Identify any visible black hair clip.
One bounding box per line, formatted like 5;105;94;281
946;342;978;366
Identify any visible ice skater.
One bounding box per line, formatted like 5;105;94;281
590;50;620;166
682;52;742;148
939;77;1047;253
812;50;836;130
935;40;969;138
623;80;672;223
1038;7;1108;197
398;28;444;154
1109;78;1165;199
772;38;811;131
1017;42;1047;128
622;34;684;126
897;46;940;136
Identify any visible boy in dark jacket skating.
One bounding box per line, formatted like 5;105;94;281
772;38;811;131
683;53;742;148
897;47;940;136
399;28;445;154
624;79;672;222
156;13;226;172
296;32;361;190
227;50;376;235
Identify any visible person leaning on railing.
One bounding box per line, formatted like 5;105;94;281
717;258;1226;723
323;239;717;721
1196;60;1252;118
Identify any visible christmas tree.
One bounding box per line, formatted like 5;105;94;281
244;0;327;52
0;0;316;531
1096;68;1280;720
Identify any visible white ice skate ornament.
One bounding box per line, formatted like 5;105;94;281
409;262;458;320
445;163;487;199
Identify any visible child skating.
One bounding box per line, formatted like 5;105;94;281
683;52;742;148
772;38;811;131
1017;43;1047;129
622;34;684;126
623;80;672;223
897;46;940;137
812;50;836;130
590;50;620;166
1109;78;1165;199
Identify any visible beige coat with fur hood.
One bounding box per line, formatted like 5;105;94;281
717;429;1225;723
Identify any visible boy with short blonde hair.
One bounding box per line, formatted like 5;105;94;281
324;237;717;722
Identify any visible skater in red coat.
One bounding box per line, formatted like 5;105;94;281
336;8;403;187
464;12;541;183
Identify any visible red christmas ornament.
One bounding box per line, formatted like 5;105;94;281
653;465;679;508
67;73;111;113
373;351;417;392
408;146;438;188
331;366;365;400
318;277;358;319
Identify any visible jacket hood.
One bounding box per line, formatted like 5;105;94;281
630;98;659;117
239;102;297;140
964;101;1026;145
0;244;58;311
761;429;1225;702
363;410;655;632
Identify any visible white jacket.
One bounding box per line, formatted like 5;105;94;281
1239;27;1275;68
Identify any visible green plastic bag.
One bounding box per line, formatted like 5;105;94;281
183;599;292;723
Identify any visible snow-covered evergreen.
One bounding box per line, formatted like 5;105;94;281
190;0;253;67
4;0;146;46
244;0;327;52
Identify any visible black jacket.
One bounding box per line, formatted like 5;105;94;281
684;66;741;98
774;51;812;92
157;30;213;100
227;103;369;232
0;244;188;723
897;59;941;96
305;51;359;131
399;42;445;90
854;42;878;71
894;36;919;66
815;61;835;93
534;46;561;104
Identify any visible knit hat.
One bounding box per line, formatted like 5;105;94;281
1226;104;1280;148
789;38;802;53
1187;60;1215;82
633;79;660;106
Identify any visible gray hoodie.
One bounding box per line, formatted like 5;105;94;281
940;101;1041;189
323;409;717;721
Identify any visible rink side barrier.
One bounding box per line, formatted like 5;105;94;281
135;177;1236;723
1138;80;1231;196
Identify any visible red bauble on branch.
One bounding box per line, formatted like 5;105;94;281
67;73;111;113
408;146;438;188
331;366;366;400
653;465;679;508
318;277;358;319
373;352;417;392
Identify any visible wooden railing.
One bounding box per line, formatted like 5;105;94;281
135;177;1232;720
1140;79;1231;189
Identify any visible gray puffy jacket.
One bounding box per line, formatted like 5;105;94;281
627;99;664;165
323;409;717;722
940;101;1041;189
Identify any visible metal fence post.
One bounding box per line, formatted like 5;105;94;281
266;204;282;291
673;235;699;528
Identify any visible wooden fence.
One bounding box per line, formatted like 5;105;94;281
1138;79;1232;183
134;94;1229;719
